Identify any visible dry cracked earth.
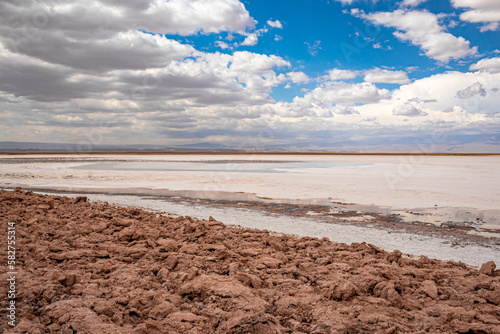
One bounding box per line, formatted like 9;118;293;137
1;189;500;333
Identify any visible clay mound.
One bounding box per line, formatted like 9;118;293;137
1;189;500;333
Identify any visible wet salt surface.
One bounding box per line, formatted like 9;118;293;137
6;183;499;230
35;191;500;267
71;160;370;173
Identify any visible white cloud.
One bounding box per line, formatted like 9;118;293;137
393;104;428;117
240;28;268;47
215;41;231;50
470;57;500;73
0;0;292;110
49;0;255;36
0;0;498;150
305;41;322;56
480;22;500;32
324;67;409;84
460;10;500;23
358;10;478;62
267;20;283;29
307;82;391;105
443;106;467;113
451;0;500;31
400;0;428;7
325;69;360;81
331;105;360;115
286;72;311;84
364;68;411;84
452;0;500;8
331;0;356;4
11;30;195;72
274;82;390;117
448;20;459;28
0;0;255;74
456;82;486;99
365;71;500;119
241;34;259;46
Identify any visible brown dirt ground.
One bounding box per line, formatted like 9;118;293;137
1;189;500;334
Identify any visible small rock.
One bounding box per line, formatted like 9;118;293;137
165;254;179;270
157;268;170;282
239;248;262;257
387;250;402;263
149;301;176;320
74;196;88;203
367;243;384;254
228;263;239;276
418;280;439;300
479;261;496;276
326;280;358;301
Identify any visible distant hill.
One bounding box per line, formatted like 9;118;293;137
0;141;241;153
0;135;498;154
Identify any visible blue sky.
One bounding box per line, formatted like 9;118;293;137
178;0;499;101
0;0;499;151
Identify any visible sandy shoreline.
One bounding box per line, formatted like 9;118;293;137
2;189;500;333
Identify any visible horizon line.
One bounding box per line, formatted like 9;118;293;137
1;152;499;156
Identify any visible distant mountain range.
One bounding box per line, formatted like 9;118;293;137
0;141;244;153
0;135;498;154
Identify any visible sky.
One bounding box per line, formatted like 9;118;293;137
0;0;499;152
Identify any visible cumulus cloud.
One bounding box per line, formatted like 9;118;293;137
0;0;255;39
400;0;428;7
443;106;467;113
241;34;259;46
451;0;500;31
364;68;411;84
11;31;195;72
470;57;500;73
456;82;487;99
331;105;360;115
286;72;311;84
240;28;268;47
356;9;478;62
305;82;391;105
324;69;360;81
274;82;390;117
215;41;232;50
392;104;428;116
329;0;356;4
356;71;500;127
0;0;254;74
325;68;409;84
0;0;291;109
0;0;499;149
267;20;283;29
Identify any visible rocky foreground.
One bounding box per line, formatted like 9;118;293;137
1;190;500;333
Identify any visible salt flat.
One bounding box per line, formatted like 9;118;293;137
2;153;500;265
1;154;499;211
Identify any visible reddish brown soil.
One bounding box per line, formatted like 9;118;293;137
1;189;500;334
